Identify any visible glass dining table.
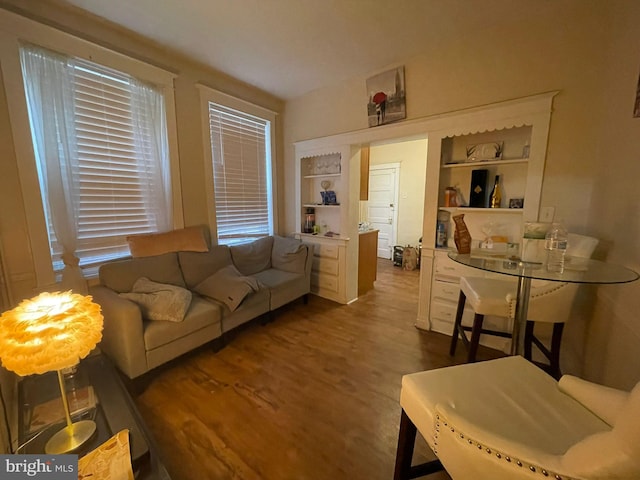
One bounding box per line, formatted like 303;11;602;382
448;251;640;355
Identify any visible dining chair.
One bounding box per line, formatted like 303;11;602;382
393;355;640;480
449;233;598;378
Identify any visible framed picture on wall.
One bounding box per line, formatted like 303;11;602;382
366;66;406;127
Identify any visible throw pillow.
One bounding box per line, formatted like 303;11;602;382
127;226;209;258
120;277;192;322
194;265;260;312
271;235;307;273
229;236;274;275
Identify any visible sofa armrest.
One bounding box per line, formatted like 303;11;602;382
559;375;629;427
303;243;314;280
90;285;148;379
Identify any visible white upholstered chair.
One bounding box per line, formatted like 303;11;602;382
393;356;640;480
449;234;599;378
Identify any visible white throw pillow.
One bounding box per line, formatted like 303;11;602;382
120;277;192;322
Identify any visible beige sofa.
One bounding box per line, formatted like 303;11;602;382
90;235;312;380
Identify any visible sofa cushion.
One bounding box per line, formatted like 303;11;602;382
230;236;274;275
215;287;271;333
127;226;209;258
271;235;307;274
194;265;260;311
178;246;233;289
143;295;222;350
99;253;185;293
253;268;307;310
120;277;192;322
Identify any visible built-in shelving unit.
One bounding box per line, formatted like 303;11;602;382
416;92;557;335
294;144;360;304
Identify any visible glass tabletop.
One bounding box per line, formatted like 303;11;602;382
448;251;640;284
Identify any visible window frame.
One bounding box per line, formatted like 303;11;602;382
0;9;183;288
198;85;278;245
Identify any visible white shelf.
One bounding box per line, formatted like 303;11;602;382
439;207;524;214
303;204;341;208
303;173;341;179
442;158;529;169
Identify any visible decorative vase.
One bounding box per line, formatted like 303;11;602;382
453;214;472;254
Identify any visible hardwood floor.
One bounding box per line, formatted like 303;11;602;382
134;259;504;480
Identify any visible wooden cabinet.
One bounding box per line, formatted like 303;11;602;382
358;229;378;295
416;92;557;333
359;146;370;201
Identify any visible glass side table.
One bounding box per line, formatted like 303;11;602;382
18;353;171;480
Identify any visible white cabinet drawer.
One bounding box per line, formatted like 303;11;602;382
431;280;460;303
314;243;339;259
430;301;458;325
434;254;476;278
311;272;339;292
312;256;339;275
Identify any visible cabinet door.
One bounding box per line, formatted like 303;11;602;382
359;146;370;201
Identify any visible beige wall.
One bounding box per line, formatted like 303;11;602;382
369;139;427;247
283;1;640;389
0;1;284;304
580;1;640;390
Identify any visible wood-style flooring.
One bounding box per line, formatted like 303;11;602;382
134;259;504;480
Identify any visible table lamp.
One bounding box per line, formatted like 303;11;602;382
0;291;103;454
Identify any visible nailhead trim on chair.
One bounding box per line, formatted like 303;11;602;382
435;414;576;480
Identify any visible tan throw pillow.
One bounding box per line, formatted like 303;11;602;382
120;277;192;322
127;226;209;258
194;265;260;312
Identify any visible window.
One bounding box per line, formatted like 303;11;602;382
206;101;274;245
20;45;173;273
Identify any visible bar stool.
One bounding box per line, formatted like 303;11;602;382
449;234;598;378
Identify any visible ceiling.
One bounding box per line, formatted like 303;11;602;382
61;0;531;101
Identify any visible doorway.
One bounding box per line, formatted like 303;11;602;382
367;164;400;259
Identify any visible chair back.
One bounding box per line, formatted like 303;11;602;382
527;234;599;323
563;382;640;478
566;233;598;258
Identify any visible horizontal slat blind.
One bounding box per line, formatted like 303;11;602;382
23;50;169;271
208;103;271;245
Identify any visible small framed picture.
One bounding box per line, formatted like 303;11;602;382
509;198;524;209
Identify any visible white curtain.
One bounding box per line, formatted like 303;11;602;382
20;45;87;294
129;78;173;232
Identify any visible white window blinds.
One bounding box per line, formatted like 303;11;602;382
208;103;273;245
20;45;172;272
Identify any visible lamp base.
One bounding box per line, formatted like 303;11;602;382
45;419;97;454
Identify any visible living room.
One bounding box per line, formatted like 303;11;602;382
0;0;639;478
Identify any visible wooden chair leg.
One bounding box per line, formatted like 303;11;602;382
467;313;484;363
394;410;417;480
393;409;443;480
524;320;535;361
549;323;564;379
449;291;467;356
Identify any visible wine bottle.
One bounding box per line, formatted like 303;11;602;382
489;175;502;208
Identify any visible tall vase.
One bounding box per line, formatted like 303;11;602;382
453;214;472;254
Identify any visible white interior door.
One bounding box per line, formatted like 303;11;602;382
368;165;399;259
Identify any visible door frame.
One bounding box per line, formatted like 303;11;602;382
369;162;400;258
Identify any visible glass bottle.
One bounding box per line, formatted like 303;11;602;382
489;175;502;208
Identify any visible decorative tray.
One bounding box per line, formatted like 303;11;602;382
466;142;504;162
